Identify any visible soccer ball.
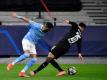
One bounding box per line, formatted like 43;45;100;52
67;66;77;75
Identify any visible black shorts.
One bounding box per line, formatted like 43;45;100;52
50;40;70;59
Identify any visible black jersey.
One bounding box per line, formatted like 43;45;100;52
63;22;80;39
51;22;82;59
61;22;81;40
57;21;82;48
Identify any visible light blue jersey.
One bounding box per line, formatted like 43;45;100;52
24;21;45;44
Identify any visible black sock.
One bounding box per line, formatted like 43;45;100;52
33;61;49;73
50;59;63;71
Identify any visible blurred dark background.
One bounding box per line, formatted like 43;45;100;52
0;0;82;11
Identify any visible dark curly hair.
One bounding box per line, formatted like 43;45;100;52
45;22;54;29
79;22;86;28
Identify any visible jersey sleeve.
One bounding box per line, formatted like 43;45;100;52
28;20;43;29
76;38;82;53
29;20;35;24
69;21;78;28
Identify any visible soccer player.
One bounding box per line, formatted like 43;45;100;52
30;19;86;76
7;12;53;77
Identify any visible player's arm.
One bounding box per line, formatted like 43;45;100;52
11;12;32;23
63;19;78;27
77;38;82;53
77;38;84;63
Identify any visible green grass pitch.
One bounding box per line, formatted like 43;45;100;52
0;64;107;80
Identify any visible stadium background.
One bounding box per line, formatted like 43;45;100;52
0;0;107;80
0;0;107;57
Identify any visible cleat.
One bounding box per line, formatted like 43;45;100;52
56;71;66;76
7;63;14;71
30;71;36;77
19;72;29;78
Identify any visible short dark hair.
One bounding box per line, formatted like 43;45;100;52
79;22;86;28
45;22;53;29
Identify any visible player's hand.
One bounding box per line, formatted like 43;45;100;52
11;12;17;18
63;19;70;24
78;53;85;63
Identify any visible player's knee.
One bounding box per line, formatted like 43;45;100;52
30;54;37;58
48;52;55;58
46;57;53;63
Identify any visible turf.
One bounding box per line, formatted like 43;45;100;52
0;64;107;80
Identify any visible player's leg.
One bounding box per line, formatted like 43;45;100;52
30;52;54;76
48;45;64;72
7;39;30;71
19;54;37;77
50;59;63;71
50;59;66;76
49;44;67;76
7;53;30;71
19;40;37;77
49;51;66;76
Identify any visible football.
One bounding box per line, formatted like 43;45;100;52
67;66;77;75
